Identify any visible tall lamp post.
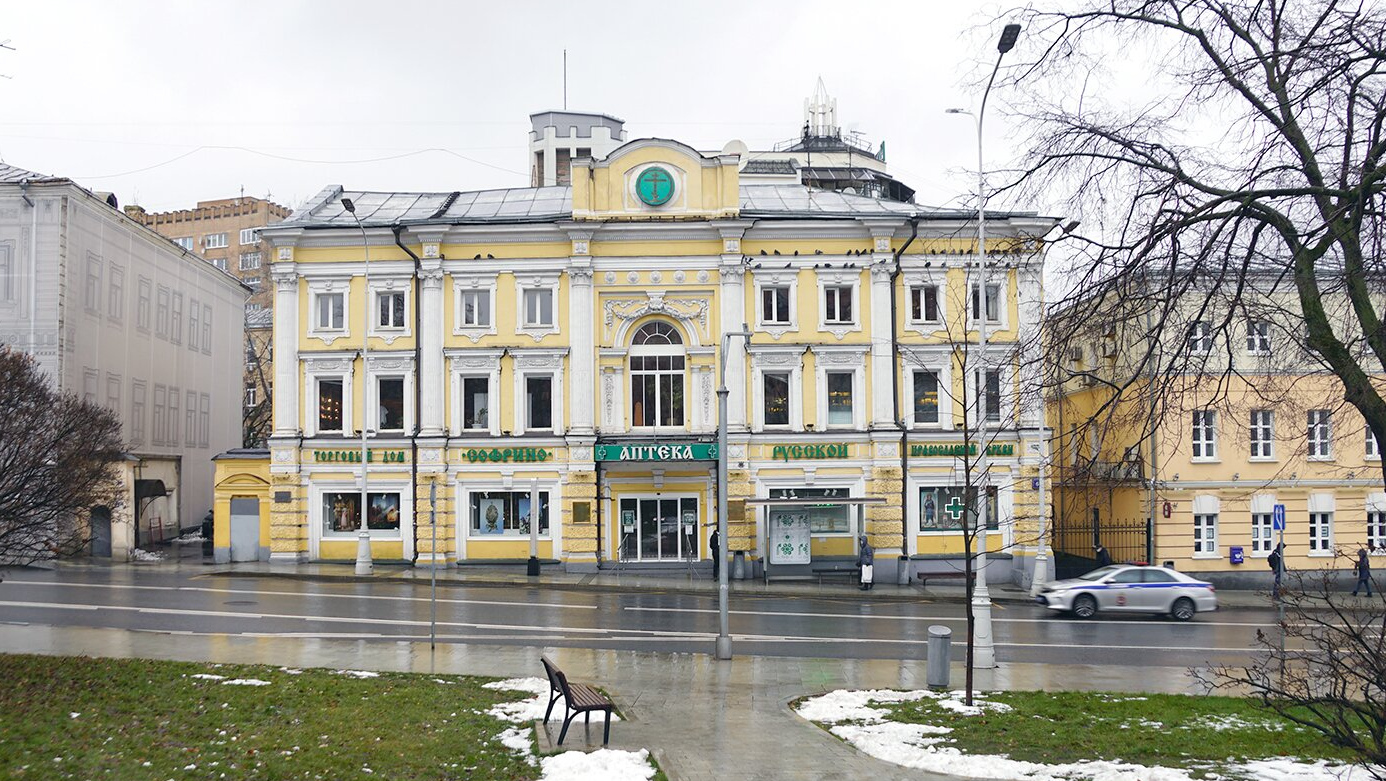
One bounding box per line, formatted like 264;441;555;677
946;21;1021;671
716;324;753;661
342;197;373;576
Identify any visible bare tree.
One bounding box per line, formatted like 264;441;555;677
243;329;272;448
1003;0;1386;489
0;346;124;570
1198;560;1386;777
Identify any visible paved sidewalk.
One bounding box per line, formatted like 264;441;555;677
0;624;1208;781
90;553;1286;611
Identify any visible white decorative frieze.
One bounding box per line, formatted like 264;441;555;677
304;355;354;373
603;293;710;333
697;270;710;283
511;349;567;370
650;270;662;284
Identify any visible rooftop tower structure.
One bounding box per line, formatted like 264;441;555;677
529;111;627;187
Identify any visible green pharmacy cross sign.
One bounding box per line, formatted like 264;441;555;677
944;495;967;521
636;167;675;206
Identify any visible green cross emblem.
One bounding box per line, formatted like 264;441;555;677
636;167;674;206
944;495;966;521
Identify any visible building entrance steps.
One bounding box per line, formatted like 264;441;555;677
0;624;1208;781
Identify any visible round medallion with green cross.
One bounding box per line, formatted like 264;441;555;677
635;166;675;207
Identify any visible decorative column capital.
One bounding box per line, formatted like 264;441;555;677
420;266;445;290
568;266;594;284
272;268;299;292
869;260;896;282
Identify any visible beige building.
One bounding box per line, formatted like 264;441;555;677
127;196;291;445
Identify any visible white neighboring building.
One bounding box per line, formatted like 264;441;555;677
0;162;248;560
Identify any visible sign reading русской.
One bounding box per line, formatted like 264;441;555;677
594;443;718;462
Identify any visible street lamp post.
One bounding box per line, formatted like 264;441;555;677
716;324;753;661
946;21;1021;671
342;197;373;576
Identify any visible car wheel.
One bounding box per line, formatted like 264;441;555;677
1170;597;1195;622
1072;594;1097;619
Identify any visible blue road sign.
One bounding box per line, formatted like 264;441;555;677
1272;504;1286;531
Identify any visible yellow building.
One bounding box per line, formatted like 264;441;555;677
216;122;1057;583
1051;273;1386;586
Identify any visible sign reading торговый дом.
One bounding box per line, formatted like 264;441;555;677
313;449;407;463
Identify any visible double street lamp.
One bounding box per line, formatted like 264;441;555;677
945;21;1022;671
342;197;373;576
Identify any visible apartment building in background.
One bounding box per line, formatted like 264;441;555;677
0;162;249;560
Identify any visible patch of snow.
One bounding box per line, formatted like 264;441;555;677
174;531;205;543
797;689;1365;781
129;548;165;561
333;670;380;679
221;679;271;686
279;668;302;675
191;674;226;681
538;748;655;781
938;697;1013;717
1181;714;1284;732
68;712;80;719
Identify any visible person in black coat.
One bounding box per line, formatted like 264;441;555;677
1353;547;1373;597
857;534;875;591
1093;544;1112;568
710;528;721;580
1268;542;1284;596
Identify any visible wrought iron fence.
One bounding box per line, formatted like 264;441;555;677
1051;517;1151;580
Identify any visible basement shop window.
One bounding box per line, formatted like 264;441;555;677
919;486;998;532
763;372;790;426
318;379;344;433
462;377;490;431
323;491;401;535
470;491;550;535
526;376;553;430
909;284;940;323
769;487;851;534
376;377;405;432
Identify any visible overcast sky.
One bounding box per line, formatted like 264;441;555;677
1;1;1028;216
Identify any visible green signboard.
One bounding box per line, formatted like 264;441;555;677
462;447;552;464
770;443;852;462
909;443;1015;457
594;443;717;462
314;449;407;464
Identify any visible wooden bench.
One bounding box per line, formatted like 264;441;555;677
811;564;860;585
540;655;614;746
916;571;977;588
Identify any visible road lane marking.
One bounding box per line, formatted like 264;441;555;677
622;605;1276;628
0;579;594;611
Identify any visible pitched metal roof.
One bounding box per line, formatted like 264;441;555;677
0;161;61;184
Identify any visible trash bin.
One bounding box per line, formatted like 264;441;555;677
896;555;912;586
927;625;952;690
732;550;746;580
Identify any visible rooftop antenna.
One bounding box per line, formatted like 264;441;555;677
563;49;568;110
0;39;15;80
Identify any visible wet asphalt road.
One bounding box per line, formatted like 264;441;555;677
0;567;1282;667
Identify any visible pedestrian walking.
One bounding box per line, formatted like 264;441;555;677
1268;542;1284;596
1353;547;1373;597
1093;544;1112;568
710;528;721;581
857;534;874;591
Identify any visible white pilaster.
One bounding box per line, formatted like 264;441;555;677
869;260;897;429
419;265;445;436
271;265;300;436
568;265;595;435
719;254;748;432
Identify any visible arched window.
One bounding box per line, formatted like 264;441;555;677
630;321;685;427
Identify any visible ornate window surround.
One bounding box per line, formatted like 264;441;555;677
904;345;954;430
515;271;562;342
510;348;568;435
453;271;498;343
447;348;504;437
815;269;862;340
751;268;799;340
811;345;868;430
365;352;416;434
748;346;805;432
307;276;353;346
902;269;949;337
367;276;413;345
302;353;355;438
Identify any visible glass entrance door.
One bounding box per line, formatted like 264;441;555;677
619;496;698;560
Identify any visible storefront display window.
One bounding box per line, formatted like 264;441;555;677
470;491;550;535
769;488;851;534
919;485;998;532
323;491;401;535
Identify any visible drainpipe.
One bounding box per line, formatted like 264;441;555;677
393;226;424;564
890;217;920;584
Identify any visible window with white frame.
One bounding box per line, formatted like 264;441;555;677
184;389;197;448
1192;410;1218;460
914;370;941;425
136;277;151;332
522;287;553;327
376;290;406;330
1246;320;1271;354
763;372;791;426
1309;511;1333;553
526;376;553;430
1368;425;1380;459
204;233;228;250
630;321;685;428
108;265;124;322
761;285;791;325
244;382;257;409
375;377;406;432
469;490;550;536
1308;409;1333;458
1250;410;1274;459
1188;321;1212;353
974;369;1001;423
823;285;854;325
970;283;1001;323
1193;512;1218;555
318;378;345;433
85;254;101;314
152;384;167;445
130;380;146;447
170;293;183;345
201;304;212;355
1369;506;1386;553
458;289;490;327
239;228;258;246
316;292;345;331
461;376;490;431
909;284;941;324
173;237;193;251
1251;511;1274;554
188;299;200;351
168;387;179;445
198;393;211;448
239;252;261;271
826;372;853;426
155;286;170;339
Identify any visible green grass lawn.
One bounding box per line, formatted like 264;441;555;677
884;690;1356;774
0;654;542;780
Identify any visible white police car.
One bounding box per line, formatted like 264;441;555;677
1036;564;1217;621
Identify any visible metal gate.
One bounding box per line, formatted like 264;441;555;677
229;498;260;562
90;506;112;558
1051;506;1150;580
